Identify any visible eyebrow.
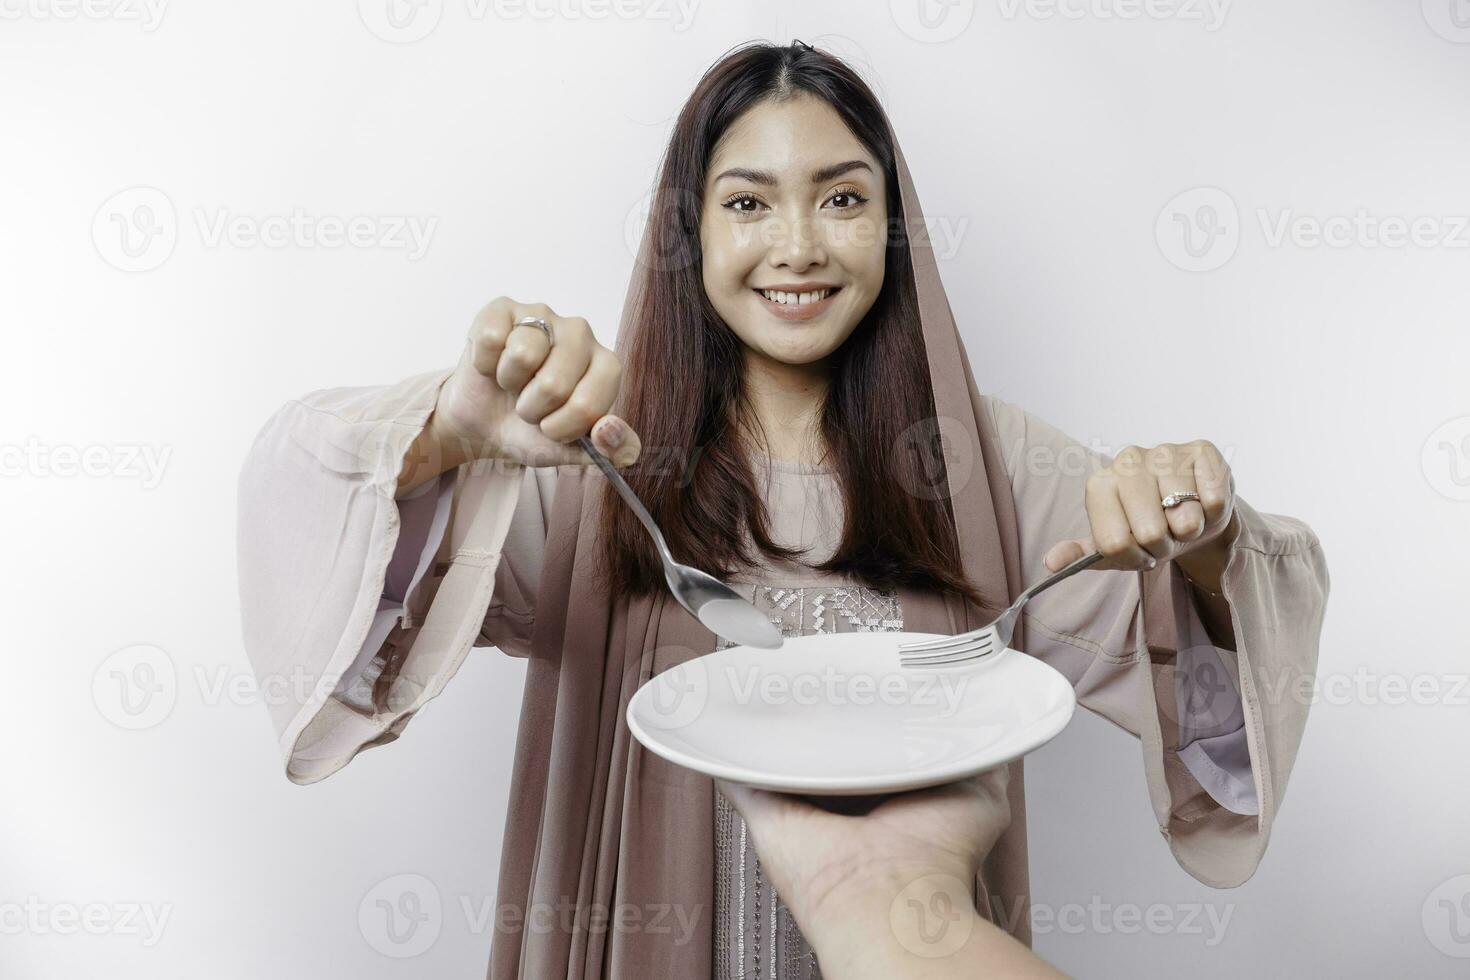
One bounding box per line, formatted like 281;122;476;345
711;159;873;186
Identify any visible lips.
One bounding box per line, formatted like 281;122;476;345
752;286;842;322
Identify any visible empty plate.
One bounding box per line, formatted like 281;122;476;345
625;630;1077;795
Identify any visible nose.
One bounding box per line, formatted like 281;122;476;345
764;214;826;273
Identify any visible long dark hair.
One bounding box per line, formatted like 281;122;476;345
596;40;983;606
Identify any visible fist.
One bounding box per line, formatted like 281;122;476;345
1044;439;1236;573
431;297;642;470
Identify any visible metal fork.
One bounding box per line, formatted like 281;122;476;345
897;550;1105;667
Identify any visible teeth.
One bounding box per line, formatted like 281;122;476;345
760;288;832;305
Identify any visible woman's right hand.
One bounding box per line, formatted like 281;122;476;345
398;297;642;493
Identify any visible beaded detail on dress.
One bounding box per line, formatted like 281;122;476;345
712;584;905;980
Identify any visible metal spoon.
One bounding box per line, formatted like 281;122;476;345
511;315;780;649
576;435;783;650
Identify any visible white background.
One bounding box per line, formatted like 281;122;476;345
3;1;1468;977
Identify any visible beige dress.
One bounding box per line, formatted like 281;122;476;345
239;373;1306;976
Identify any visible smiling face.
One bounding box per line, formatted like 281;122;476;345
699;94;889;371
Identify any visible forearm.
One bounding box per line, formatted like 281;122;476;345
803;866;1066;980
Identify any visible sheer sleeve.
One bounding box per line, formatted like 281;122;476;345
236;368;528;785
478;465;557;658
983;393;1329;886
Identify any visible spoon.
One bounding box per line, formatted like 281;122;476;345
577;435;783;650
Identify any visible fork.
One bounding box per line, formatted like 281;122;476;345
897;550;1105;667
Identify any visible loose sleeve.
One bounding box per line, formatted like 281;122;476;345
984;393;1329;886
236;368;532;785
479;465;558;658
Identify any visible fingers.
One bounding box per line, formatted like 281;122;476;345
1084;464;1156;571
469;297;542;383
1155;454;1207;546
515;316;594;422
1191;440;1235;532
468;298;641;465
1043;537;1089;573
1078;442;1235;573
536;345;615;437
586;414;642;468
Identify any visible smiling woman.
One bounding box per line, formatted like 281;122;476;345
600;55;982;609
237;38;1329;980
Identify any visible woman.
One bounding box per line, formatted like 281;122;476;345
238;40;1329;979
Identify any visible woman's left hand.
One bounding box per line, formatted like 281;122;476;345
1043;439;1239;573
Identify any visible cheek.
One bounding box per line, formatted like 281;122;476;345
701;217;760;284
830;219;886;292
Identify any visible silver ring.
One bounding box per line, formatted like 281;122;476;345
1161;490;1201;509
513;315;555;348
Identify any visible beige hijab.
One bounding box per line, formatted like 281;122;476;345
487;121;1184;978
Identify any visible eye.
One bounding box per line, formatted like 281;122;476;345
721;192;765;214
824;186;869;210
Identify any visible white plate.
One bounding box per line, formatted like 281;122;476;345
625;631;1077;795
